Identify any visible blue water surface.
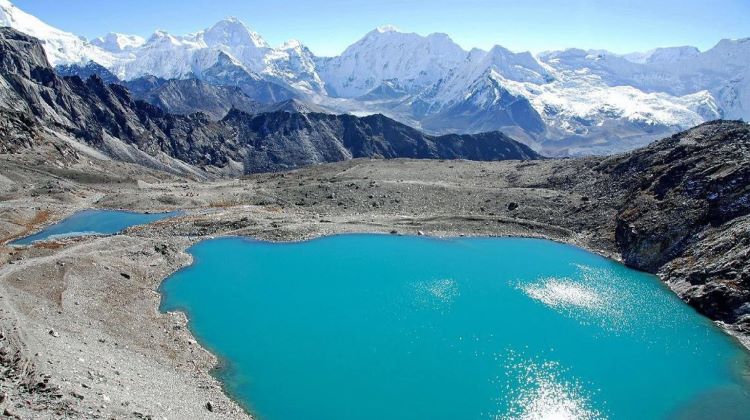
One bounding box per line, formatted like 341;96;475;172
11;209;179;245
160;235;750;420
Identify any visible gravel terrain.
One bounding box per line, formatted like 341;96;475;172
1;121;749;418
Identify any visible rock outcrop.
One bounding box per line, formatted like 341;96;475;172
598;120;750;338
55;61;120;85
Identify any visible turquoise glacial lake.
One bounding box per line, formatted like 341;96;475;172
11;209;179;245
160;235;750;419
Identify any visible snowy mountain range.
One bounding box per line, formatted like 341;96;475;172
0;0;747;155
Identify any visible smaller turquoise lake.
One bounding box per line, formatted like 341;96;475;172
160;235;750;419
10;209;179;245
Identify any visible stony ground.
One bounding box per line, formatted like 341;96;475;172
0;123;748;418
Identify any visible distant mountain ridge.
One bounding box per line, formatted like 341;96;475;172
0;27;539;177
125;77;261;119
0;0;747;155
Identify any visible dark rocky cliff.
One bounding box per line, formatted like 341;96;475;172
221;110;540;172
125;77;261;120
55;61;120;85
597;120;750;337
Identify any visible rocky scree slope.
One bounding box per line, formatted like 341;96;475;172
0;28;540;175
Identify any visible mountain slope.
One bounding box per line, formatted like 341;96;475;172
128;77;261;119
222;110;539;172
539;42;748;121
2;0;747;155
420;70;546;136
200;52;297;103
260;98;327;114
0;27;540;176
0;0;113;66
55;61;121;85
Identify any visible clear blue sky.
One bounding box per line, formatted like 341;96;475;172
13;0;750;56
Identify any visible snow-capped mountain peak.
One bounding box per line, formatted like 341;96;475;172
647;46;700;63
145;30;184;47
624;46;701;64
476;45;550;84
202;17;269;49
0;0;114;65
320;26;468;97
265;39;325;93
714;37;750;49
375;25;400;34
91;32;146;53
0;0;747;156
280;39;303;50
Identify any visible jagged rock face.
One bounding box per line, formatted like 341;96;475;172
0;109;38;153
201;52;297;104
121;75;166;98
663;217;750;329
0;28;540;175
0;29;68;119
127;78;260;120
217;111;540;173
341;113;539;161
592;120;750;331
602;121;750;270
55;61;120;85
259;98;327;114
0;30;55;78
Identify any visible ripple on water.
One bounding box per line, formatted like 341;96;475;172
497;352;605;420
426;278;459;302
412;278;460;311
519;263;656;334
521;278;603;310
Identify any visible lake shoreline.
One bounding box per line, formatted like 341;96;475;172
160;234;750;419
156;231;626;420
0;204;627;419
1;148;749;417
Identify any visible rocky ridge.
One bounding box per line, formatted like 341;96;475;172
126;77;261;120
